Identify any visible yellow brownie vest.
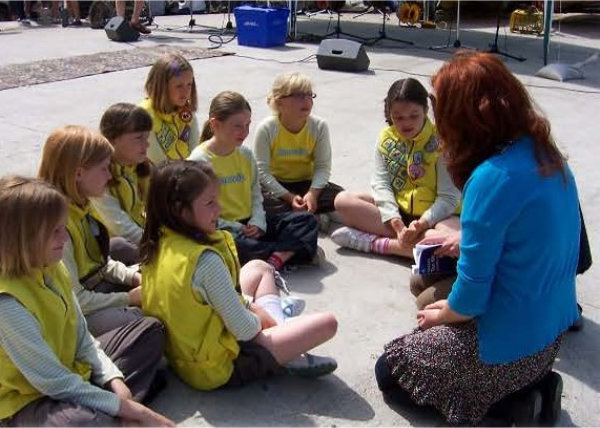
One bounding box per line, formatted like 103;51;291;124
269;118;316;183
0;263;91;419
140;98;194;160
141;228;242;390
378;119;444;216
108;163;148;228
198;144;253;222
66;203;110;288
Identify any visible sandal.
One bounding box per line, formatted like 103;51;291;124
286;353;337;378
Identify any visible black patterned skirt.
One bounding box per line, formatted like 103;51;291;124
384;321;561;425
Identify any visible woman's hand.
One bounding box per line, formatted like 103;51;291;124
417;299;448;330
242;224;263;239
118;397;175;427
419;230;461;258
249;303;277;330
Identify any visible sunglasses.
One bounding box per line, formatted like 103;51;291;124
282;92;317;100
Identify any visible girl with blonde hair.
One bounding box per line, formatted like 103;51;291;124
141;53;200;164
253;72;344;230
38;125;144;337
0;176;172;427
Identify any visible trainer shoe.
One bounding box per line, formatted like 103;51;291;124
310;246;327;266
285;353;337;378
317;213;331;234
273;270;290;295
281;296;305;318
330;226;376;253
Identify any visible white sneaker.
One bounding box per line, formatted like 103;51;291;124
285;353;338;377
281;296;305;318
273;270;290;295
330;226;376;253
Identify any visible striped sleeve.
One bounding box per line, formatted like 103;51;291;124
191;251;261;341
0;294;121;416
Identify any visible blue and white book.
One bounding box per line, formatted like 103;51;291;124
411;243;457;276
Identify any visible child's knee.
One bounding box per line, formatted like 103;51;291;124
333;190;352;210
246;259;273;273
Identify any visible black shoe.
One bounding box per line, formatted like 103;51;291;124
568;304;583;332
539;371;563;426
510;389;543;427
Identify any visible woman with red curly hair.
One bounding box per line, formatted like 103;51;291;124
375;52;580;426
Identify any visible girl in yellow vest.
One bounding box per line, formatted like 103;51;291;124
331;78;461;258
0;176;173;427
141;160;338;390
93;103;153;256
38;126;144;337
253;72;344;229
189;91;319;273
141;53;200;164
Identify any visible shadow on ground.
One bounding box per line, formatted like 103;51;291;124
555;314;600;393
152;371;375;426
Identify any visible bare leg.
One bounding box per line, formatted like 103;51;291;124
239;260;279;300
131;0;144;24
334;191;395;237
253;312;337;364
115;0;126;17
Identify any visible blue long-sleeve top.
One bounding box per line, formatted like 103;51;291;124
447;136;580;364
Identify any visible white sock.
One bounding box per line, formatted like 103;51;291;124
254;294;284;325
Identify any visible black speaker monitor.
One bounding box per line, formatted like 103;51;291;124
105;16;140;42
316;39;370;72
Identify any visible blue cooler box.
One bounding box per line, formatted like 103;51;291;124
234;5;290;47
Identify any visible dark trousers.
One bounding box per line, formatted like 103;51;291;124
263;181;344;214
85;281;143;337
4;317;165;427
225;211;318;265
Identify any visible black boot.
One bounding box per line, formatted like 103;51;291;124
489;387;542;426
539;371;563;426
568;304;583;332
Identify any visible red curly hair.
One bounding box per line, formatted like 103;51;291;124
431;51;565;190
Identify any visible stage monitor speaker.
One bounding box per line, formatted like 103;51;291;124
316;39;370;72
105;16;140;42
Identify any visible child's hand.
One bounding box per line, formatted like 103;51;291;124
389;217;405;235
303;189;320;213
242;224;263;238
291;194;307;211
106;378;132;401
403;219;429;245
128;286;142;307
249;303;278;329
118;397;175;427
